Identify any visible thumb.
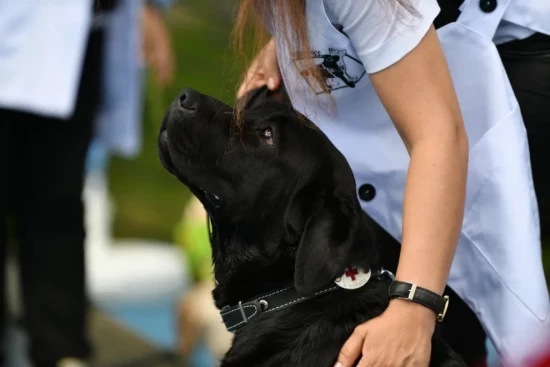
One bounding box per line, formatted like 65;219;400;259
334;325;368;367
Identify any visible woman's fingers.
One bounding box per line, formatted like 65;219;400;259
237;39;281;99
334;325;368;367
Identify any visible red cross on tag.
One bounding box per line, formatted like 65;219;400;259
344;268;359;280
334;267;371;290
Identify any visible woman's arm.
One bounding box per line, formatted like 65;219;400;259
370;25;468;296
335;26;468;367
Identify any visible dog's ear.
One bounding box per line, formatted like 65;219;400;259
266;84;290;104
237;85;291;111
290;188;372;296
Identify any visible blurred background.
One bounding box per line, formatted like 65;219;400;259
4;1;241;367
80;2;241;364
109;0;237;242
1;1;549;367
76;1;241;365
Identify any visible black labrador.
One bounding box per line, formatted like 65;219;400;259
158;86;465;367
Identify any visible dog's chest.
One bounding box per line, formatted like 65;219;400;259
220;295;384;367
222;321;348;367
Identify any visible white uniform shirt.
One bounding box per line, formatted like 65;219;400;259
322;0;548;71
0;1;93;118
322;0;439;73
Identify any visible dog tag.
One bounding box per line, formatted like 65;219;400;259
334;267;371;290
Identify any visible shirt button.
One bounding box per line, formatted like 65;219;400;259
358;184;376;202
479;0;497;13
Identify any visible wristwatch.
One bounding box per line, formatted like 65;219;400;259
388;281;450;322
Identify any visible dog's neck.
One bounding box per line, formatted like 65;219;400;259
210;219;297;308
210;210;379;310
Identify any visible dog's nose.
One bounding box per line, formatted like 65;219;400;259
179;88;199;110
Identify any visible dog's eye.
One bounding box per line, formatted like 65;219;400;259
261;128;274;145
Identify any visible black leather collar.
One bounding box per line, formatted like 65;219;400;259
220;268;395;333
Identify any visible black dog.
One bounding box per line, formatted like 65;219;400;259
158;86;465;367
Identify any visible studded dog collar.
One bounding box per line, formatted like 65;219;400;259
219;267;395;333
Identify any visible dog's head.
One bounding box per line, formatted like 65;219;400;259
158;86;378;306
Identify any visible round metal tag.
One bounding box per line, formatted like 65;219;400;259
334;267;371;290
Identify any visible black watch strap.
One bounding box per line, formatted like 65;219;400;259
388;281;450;322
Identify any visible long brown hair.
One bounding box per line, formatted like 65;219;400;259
232;0;418;118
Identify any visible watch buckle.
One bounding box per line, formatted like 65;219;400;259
437;295;450;323
406;284;417;301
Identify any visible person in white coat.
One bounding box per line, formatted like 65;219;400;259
433;1;550;365
0;2;110;367
434;0;550;244
234;0;549;366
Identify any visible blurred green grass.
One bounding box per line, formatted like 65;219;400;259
108;2;244;242
107;1;550;283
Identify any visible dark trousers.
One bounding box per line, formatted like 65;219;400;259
0;29;103;367
498;33;550;240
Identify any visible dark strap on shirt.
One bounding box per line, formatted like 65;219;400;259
92;0;119;15
434;0;464;29
434;0;550;49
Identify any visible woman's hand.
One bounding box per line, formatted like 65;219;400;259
334;299;436;367
237;38;281;99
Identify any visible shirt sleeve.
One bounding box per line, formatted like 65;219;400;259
323;0;440;74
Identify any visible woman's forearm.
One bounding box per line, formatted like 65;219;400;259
395;133;469;295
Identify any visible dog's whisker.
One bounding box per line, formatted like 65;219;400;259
241;138;248;154
224;140;238;156
208;107;223;126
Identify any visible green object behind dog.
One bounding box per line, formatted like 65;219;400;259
173;197;213;283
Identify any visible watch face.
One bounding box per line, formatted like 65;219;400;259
334;267;371;290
